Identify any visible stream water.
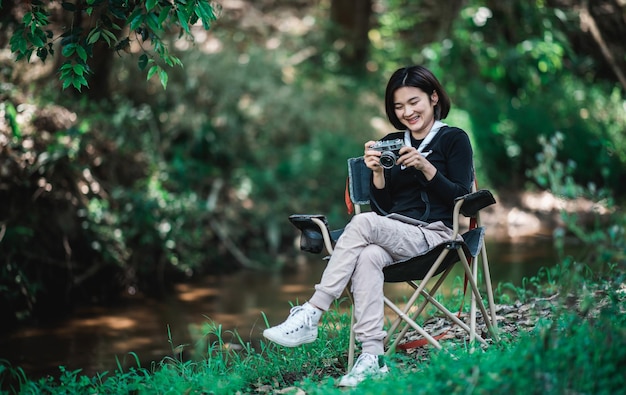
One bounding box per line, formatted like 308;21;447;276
1;234;580;380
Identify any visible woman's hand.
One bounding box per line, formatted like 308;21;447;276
397;146;437;181
363;141;383;173
364;141;386;189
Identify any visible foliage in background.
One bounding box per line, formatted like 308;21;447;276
5;0;218;90
497;130;625;303
526;131;624;277
0;38;378;323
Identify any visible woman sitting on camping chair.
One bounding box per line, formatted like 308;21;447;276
263;65;474;387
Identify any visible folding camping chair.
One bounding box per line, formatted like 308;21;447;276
289;156;499;370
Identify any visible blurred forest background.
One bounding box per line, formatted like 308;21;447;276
0;0;624;329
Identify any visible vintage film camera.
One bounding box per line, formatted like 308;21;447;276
369;138;405;169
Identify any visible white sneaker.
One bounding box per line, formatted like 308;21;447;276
263;303;321;347
338;353;389;387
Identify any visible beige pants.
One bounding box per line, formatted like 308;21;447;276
309;212;454;355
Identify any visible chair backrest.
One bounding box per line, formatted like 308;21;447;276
347;157;371;205
347;157;371;214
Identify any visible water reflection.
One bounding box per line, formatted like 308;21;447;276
1;235;573;381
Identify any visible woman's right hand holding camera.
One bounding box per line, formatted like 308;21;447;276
364;141;386;189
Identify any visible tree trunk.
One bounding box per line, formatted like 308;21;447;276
329;0;373;74
393;0;466;47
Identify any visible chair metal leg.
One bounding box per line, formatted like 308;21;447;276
384;296;443;350
348;303;355;371
418;290;489;346
481;243;499;331
458;251;499;342
384;250;450;352
476;213;498;335
385;264;453;351
385;248;495;352
345;286;356;371
470;249;478;344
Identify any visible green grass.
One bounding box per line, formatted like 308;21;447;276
2;264;625;394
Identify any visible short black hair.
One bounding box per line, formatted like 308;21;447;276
384;65;451;130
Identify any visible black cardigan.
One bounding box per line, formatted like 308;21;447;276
369;126;474;228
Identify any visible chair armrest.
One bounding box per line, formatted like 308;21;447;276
289;214;334;254
454;189;496;217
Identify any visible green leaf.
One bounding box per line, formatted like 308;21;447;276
163;54;174;67
62;43;76;57
158;68;168;89
146;0;157;12
72;78;83;91
127;9;144;31
9;29;28;54
75;45;88;61
34;28;47;46
73;63;85;76
4;102;21;138
158;5;172;25
126;8;144;30
196;1;216;30
87;30;101;45
62;78;72;89
34;11;49;26
147;65;159;80
75;74;89;87
198;1;216;18
23;12;33;25
172;57;183;67
28;29;45;47
138;54;149;70
176;9;190;33
101;29;117;46
145;12;161;33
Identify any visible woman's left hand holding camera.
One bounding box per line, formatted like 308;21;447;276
397;146;437;181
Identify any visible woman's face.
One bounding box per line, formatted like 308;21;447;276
393;86;438;138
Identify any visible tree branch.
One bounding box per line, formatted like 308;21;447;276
579;0;626;90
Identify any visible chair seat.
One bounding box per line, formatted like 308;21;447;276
290;214;486;284
383;227;484;283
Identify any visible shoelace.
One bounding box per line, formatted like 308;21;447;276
276;306;313;332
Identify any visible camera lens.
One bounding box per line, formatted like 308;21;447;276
379;152;396;169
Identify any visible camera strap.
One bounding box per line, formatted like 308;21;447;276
401;120;447;169
400;121;448;220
